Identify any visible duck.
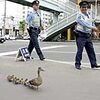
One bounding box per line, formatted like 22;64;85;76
7;75;15;82
28;67;44;89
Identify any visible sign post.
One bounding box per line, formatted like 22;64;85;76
16;47;31;61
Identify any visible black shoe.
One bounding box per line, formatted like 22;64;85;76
75;65;81;70
91;65;100;68
40;57;45;61
26;56;31;59
31;57;34;59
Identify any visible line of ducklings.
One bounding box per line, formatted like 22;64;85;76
7;67;44;89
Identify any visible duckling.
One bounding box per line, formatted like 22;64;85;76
7;75;15;82
13;77;18;84
20;78;24;84
14;78;20;84
23;79;28;86
28;67;44;89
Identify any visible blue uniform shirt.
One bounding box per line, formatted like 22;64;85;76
26;10;41;28
76;12;96;34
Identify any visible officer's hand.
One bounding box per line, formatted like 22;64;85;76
92;27;99;32
94;34;98;39
93;32;99;39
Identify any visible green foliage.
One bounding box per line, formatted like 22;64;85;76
19;20;26;33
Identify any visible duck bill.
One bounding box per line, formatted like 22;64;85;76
41;69;45;71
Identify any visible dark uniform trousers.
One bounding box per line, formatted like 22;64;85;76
28;27;44;59
75;31;97;67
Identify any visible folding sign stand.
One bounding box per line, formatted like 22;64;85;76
16;47;31;61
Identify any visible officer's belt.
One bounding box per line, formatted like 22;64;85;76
75;30;91;38
29;27;40;30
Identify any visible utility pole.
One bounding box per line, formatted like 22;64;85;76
2;0;6;36
95;0;97;19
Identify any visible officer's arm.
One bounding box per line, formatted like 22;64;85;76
76;14;96;29
91;21;99;32
92;22;96;27
26;12;32;27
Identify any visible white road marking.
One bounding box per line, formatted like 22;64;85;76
0;45;66;57
45;59;100;69
0;44;100;57
45;59;75;65
41;45;67;50
43;50;100;55
0;51;17;57
0;44;100;69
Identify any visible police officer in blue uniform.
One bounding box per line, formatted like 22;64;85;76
75;1;100;70
26;0;45;61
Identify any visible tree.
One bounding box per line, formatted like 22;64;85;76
19;20;26;34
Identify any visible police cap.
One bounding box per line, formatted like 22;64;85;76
32;0;39;5
79;1;89;8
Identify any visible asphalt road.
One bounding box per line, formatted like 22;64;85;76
0;40;100;100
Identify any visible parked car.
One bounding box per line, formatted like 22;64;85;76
5;35;10;40
9;36;16;40
0;37;6;43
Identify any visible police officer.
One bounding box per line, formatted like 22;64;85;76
26;0;45;61
75;1;100;70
